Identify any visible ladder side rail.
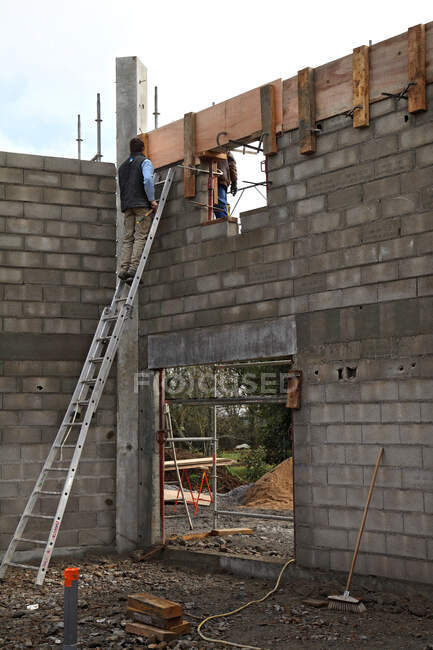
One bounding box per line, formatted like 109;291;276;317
35;168;176;583
165;405;193;530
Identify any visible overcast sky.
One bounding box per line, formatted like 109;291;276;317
0;1;431;213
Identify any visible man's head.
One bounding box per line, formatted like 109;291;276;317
129;137;145;154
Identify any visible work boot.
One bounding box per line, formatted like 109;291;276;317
118;270;130;281
125;268;143;285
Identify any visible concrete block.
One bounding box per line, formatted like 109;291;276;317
375;152;414;178
80;160;116;176
403;468;433;491
387;534;426;559
307;163;372;195
0;233;23;249
325;381;361;402
314;527;348;550
309;289;342;311
382;401;421;423
23;202;61;220
295;195;325;216
270;166;291;187
404;513;433;537
326;226;360;251
383;194;418;218
45;220;80;237
361;261;397;284
197;274;221;293
25;235;61;252
363;176;400;202
324;147;359;172
267;151;283;170
417;231;433;256
208;289;236;308
61;303;99;318
379;236;415;261
98;207;116;224
326;268;361;290
362;217;400;244
293;156;325;180
160;298;184;316
45;253;81;269
63;271;99;287
338;125;371;146
22;268;62;285
6;152;44;169
367;509;403;533
61;173;98;190
24;170;60;186
278;295;309;315
62;239;98;255
286;183;307;201
44;157;80;173
341;285;377;307
402;166;433;193
312;485;346;506
310;404;344;424
0;168;23;184
360;381;398;402
240;209;269;232
346;203;377;226
81;191;116;208
0;201;24;219
5;184;43;202
263;241;293;263
294;234;326;258
416;142;433;167
384;446;422;468
236;285;264;304
43;319;81;334
267;186;286;206
400;121;433;149
418;275;433;296
23;302;61;318
378;279;416;303
62;206;98;222
6;217;43;235
399;378;433;401
399;255;433;279
384;488;423;512
374;111;410;137
5;285;42;301
344;404;381;424
328;185;362;210
360;134;398;161
42;187;81;205
328;465;363;485
347;486;383;508
309;212;340;234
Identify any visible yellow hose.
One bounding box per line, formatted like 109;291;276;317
197;558;294;650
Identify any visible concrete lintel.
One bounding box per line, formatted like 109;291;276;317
147;316;296;369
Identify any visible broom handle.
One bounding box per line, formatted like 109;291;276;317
345;447;383;592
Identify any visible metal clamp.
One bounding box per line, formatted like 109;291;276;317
345;105;362;118
382;82;416;102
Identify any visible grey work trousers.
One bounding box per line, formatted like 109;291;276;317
119;206;153;272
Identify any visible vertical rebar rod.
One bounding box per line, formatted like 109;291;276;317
153;86;160;129
76;115;82;160
212;365;218;530
159;369;165;544
96;93;102;161
63;567;79;650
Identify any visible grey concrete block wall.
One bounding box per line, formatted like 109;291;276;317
0;151;117;554
140;91;433;584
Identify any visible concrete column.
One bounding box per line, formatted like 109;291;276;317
115;57;159;552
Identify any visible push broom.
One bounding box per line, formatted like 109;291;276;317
328;447;383;613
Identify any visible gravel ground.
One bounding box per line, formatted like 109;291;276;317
1;552;433;649
165;488;294;560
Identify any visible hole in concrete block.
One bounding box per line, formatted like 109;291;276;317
36;385;44;391
411;362;416;368
316;123;323;130
106;430;114;439
346;367;357;379
399;366;404;372
337;368;344;380
314;369;319;376
404;115;409;122
105;498;113;506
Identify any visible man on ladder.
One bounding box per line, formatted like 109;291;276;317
117;137;158;283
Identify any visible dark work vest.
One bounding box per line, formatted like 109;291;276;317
118;152;151;212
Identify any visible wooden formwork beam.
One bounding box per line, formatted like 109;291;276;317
298;67;316;154
352;45;370;127
260;83;277;155
183;112;196;198
408;23;427;113
137;133;148;157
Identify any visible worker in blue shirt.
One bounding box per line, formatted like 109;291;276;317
117;137;158;282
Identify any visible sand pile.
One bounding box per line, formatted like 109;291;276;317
242;457;293;511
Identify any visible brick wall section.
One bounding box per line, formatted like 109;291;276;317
0;152;117;552
142;90;433;583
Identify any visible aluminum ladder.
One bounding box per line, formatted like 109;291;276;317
164;403;193;530
0;167;175;586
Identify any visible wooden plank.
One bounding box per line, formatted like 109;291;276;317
211;528;253;536
352;45;370;127
128;593;182;620
298;67;316;154
197;150;227;160
132;611;183;630
126;620;190;640
260;84;277;155
183;112;196;198
164;487;211;506
164;457;234;470
168;531;212;542
408;24;427;112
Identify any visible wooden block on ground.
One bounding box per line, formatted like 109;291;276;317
352;45;370;128
126;620;190;641
131;610;183;630
211;528;253;537
408;23;427;113
128;593;182;619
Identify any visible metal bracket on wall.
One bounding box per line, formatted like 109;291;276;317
382;82;417;102
216;131;264;154
344;105;362;118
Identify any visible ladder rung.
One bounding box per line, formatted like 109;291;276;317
16;537;47;545
54;444;76;448
96;336;111;342
38;491;61;495
90;357;104;363
81;379;97;385
63;423;82;427
25;514;53;520
114;298;126;302
45;467;69;472
102;315;119;321
72;400;89;405
6;562;39;571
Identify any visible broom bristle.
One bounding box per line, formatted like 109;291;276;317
328;595;366;613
